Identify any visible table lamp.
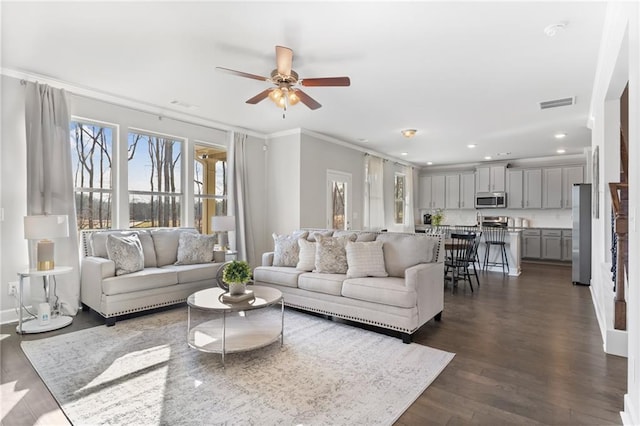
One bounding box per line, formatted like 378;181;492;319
211;215;235;251
24;214;69;270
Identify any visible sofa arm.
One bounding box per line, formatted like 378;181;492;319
262;252;275;266
405;262;444;326
81;256;116;312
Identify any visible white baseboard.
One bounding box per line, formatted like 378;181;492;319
605;328;628;357
1;304;34;326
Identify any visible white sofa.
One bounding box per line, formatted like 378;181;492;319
80;228;223;325
253;230;444;343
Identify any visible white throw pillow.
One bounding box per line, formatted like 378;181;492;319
346;241;388;278
296;238;316;271
314;233;357;274
106;234;144;276
273;231;309;267
175;233;215;265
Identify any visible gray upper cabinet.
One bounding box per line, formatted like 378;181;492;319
523;169;542;208
420;175;446;209
543;168;563;209
562;166;584;208
445;174;460;209
507;169;524;209
460;173;475;209
476;165;505;193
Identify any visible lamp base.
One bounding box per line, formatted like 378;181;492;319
17;315;73;334
37;260;55;271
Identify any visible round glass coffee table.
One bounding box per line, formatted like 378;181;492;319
186;285;284;366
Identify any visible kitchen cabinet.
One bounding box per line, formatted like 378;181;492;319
419;175;445;209
507;169;524;208
460;173;475;209
543;168;563;209
522;229;541;259
523;169;542;208
541;229;562;260
445;174;460;209
562;166;584;208
562;229;572;261
476;165;505;193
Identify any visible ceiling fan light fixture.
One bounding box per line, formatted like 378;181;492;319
401;129;417;138
268;88;283;102
288;89;300;106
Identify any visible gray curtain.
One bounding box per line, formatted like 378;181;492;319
25;82;80;315
228;131;255;266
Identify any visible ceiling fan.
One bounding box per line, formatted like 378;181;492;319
216;45;350;111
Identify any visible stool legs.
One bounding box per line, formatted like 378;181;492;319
483;242;509;275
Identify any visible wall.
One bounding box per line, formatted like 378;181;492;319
440;208;573;229
589;2;639;424
299;132;365;230
265;132;301;237
0;76;29;322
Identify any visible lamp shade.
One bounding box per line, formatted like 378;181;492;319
211;215;235;232
24;215;69;240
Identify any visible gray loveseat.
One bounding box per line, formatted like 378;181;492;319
80;227;223;325
253;230;444;343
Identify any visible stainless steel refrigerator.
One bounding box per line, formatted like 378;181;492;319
572;184;592;285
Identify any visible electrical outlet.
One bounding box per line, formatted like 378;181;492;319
8;282;18;296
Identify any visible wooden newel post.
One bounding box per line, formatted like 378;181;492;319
609;182;627;331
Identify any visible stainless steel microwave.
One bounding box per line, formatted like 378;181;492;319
475;192;507;208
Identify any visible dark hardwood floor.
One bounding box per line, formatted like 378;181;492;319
1;263;627;425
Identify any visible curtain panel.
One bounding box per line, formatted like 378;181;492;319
25;82;80;315
364;155;385;230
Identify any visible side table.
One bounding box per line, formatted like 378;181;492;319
17;266;73;334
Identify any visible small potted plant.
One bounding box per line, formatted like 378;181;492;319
222;260;252;295
431;208;445;226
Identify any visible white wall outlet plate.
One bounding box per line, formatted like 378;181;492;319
8;281;18;296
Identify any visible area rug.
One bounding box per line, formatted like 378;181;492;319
21;307;454;425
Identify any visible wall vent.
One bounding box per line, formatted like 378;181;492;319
539;97;575;110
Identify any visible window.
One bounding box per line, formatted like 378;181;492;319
70;121;114;229
194;144;227;234
128;131;182;228
394;173;405;224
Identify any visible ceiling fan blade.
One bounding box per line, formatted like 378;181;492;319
295;89;322;110
216;67;269;82
275;46;293;76
246;89;272;104
301;77;351;87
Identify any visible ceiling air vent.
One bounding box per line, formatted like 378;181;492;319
539;97;575;110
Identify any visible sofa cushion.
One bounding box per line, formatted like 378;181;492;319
106;234;144;276
273;231;309;267
314;233;357;274
345;241;388;278
253;266;305;288
138;231;158;268
175;232;215;265
342;277;416;308
306;230;333;242
91;230;138;258
151;228;198;267
101;268;178;296
375;233;438;278
296;238;316;271
161;263;220;284
298;272;345;296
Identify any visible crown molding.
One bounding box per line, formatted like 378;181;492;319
1;67;267;139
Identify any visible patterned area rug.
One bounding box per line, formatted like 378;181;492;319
21;307;454;425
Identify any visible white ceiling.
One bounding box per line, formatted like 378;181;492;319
1;1;607;167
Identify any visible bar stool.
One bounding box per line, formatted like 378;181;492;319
482;226;509;275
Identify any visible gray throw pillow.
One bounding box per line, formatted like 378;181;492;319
273;231;309;267
296;238;316;271
175;233;216;265
106;234;144;276
314;233;357;274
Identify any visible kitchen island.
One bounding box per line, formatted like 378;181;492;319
415;225;522;276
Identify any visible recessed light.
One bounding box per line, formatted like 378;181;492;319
427;161;433;165
544;21;568;37
554;133;567;139
401;152;408;156
401;129;417;138
484;156;492;160
467;144;477;149
357;138;368;143
557;149;566;154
